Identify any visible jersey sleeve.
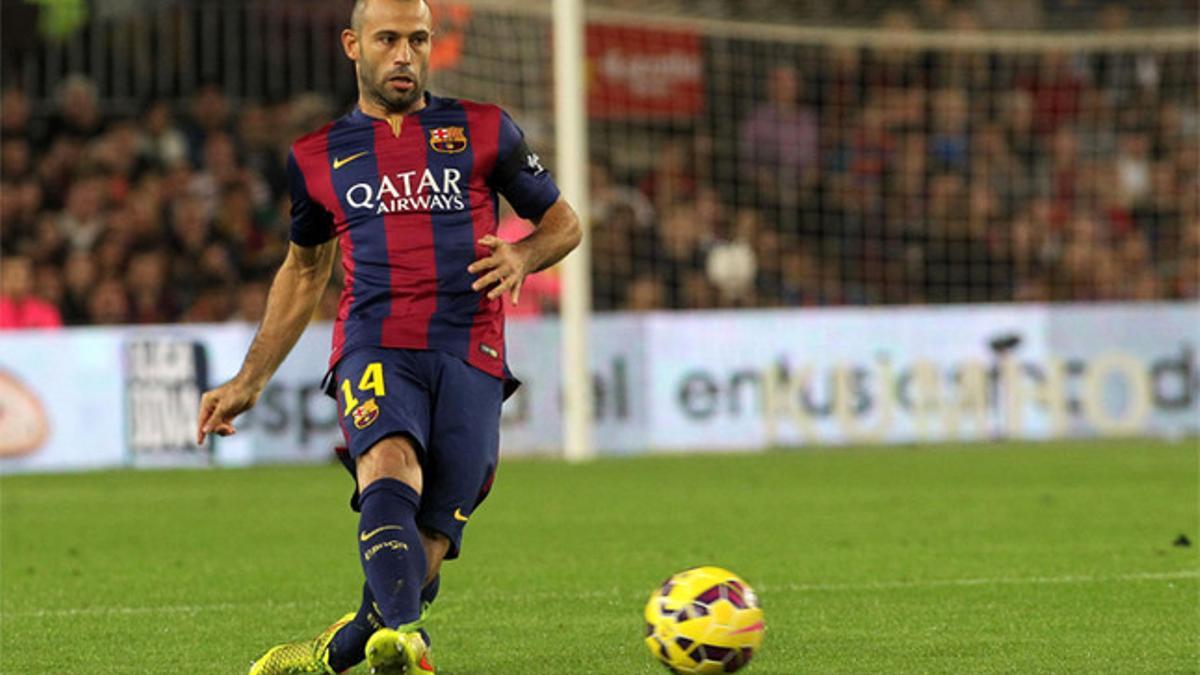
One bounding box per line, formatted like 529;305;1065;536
489;111;561;221
287;149;336;246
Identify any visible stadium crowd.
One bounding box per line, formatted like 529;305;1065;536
1;4;1197;327
598;0;1198;29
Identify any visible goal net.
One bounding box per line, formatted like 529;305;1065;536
430;1;1200;311
6;1;1196;314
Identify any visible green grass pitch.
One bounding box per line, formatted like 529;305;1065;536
2;439;1197;674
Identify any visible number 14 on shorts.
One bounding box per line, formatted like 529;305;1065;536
342;362;386;429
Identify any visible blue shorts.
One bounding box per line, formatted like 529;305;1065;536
330;347;505;559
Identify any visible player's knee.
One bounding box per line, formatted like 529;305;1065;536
357;434;423;493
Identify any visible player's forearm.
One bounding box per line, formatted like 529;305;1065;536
235;245;336;391
517;199;582;274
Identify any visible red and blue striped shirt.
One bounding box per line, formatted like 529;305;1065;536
287;94;560;381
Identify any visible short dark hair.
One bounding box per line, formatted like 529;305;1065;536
351;0;431;32
350;0;367;32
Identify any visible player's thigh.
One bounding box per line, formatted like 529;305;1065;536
418;353;504;559
334;347;432;490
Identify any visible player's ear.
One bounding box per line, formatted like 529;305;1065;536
341;28;360;62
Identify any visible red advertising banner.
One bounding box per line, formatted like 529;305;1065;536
586;24;703;119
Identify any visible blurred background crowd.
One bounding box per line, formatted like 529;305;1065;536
0;0;1197;328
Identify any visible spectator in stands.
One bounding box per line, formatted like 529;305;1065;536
2;13;1196;321
56;169;108;253
0;172;43;247
639;138;698;214
590;157;655;231
86;278;131;325
1;88;38;145
654;203;711;309
1115;130;1153;206
36;136;87;210
237;102;289;197
183;83;233;167
168;194;217;306
591;202;638;311
214;183;272;272
1171;220;1200;299
189;131;271;218
89;119;145;191
2;135;33;179
929;88;970;173
233;280;269;324
126;247;177;324
1022;50;1085;135
624;274;666;312
141;100;189;168
739;63;819;212
1003;89;1040;169
0;254;63;329
46;75;105;143
182;284;236;323
60;250;97;325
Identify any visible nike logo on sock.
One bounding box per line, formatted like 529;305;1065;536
360;524;405;541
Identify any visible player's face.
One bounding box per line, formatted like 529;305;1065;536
348;0;432;114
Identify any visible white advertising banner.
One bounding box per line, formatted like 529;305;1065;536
0;329;126;472
641;303;1199;449
1;303;1196;473
502;315;648;455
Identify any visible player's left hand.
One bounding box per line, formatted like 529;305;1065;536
469;234;531;305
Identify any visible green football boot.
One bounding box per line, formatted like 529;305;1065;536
364;628;436;674
248;612;355;675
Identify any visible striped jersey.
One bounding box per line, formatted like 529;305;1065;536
287;94;560;381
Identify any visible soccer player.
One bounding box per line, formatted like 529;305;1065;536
194;0;581;672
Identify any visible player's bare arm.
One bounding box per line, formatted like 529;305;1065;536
195;240;338;443
468;198;582;305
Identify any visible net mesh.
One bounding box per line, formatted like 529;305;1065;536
1;0;1197;324
434;4;1200;310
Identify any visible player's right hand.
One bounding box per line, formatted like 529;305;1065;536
196;379;261;445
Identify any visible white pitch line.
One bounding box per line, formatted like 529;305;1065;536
5;570;1197;619
758;569;1200;594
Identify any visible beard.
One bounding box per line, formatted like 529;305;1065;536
360;62;427;114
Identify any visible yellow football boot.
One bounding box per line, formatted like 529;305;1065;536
248;613;355;675
364;628;436;674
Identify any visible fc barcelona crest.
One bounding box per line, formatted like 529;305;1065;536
352;398;380;430
429;127;468;154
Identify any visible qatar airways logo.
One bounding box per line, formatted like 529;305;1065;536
345;168;466;214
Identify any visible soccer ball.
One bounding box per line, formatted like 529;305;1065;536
643;566;765;674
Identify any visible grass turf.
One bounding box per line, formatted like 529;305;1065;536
1;439;1197;674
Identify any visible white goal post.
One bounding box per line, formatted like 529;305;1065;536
553;0;595;462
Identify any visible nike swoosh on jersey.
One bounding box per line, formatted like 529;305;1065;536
360;524;404;541
333;151;370;170
453;508;469;522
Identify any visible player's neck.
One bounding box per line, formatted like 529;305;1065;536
358;95;428;137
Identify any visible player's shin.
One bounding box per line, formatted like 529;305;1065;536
357;479;428;630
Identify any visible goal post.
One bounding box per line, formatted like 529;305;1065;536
553;0;595;463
